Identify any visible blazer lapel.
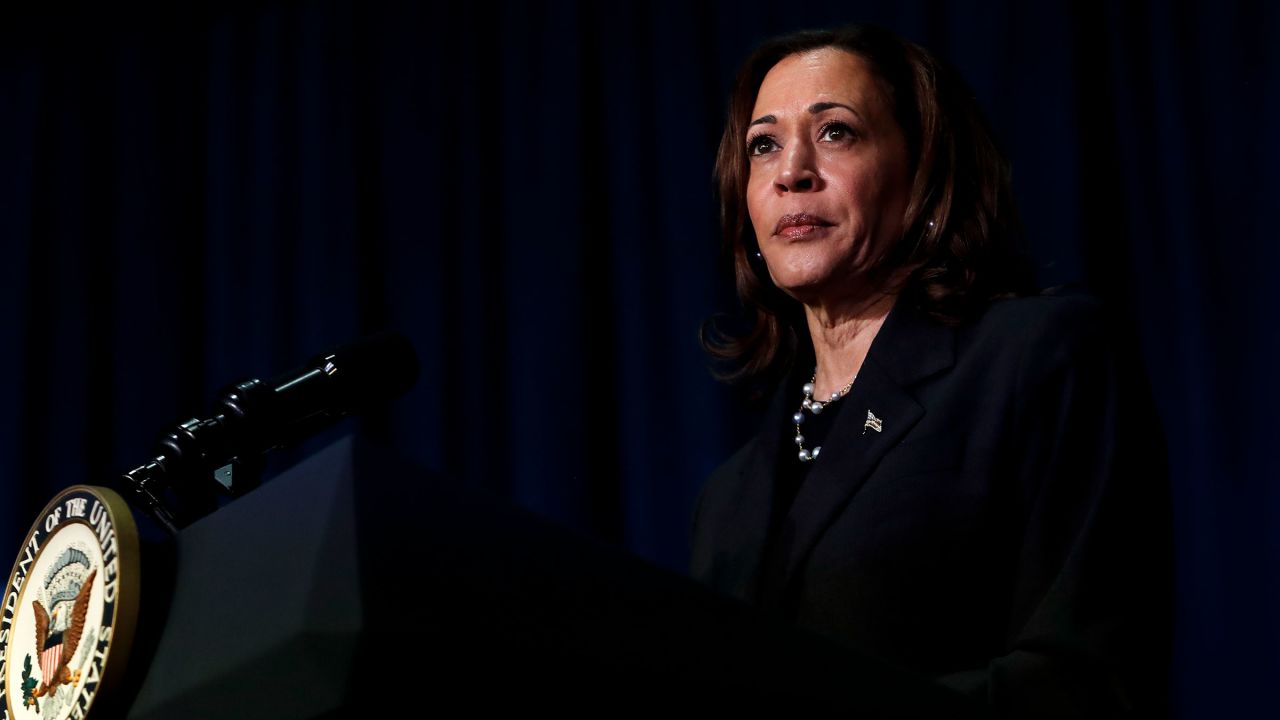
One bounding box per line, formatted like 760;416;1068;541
716;363;804;602
770;302;956;603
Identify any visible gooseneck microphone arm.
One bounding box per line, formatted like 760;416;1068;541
120;332;419;533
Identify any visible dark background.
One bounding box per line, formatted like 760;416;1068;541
1;1;1275;715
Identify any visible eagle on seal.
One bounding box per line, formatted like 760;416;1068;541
31;567;97;697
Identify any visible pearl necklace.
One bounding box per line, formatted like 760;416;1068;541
793;369;856;463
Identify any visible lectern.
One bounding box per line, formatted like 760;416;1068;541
118;437;978;717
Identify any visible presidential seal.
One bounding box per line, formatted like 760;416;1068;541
1;487;139;720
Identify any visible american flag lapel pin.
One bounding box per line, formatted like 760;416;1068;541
864;410;883;435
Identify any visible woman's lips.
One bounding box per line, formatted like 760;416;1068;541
773;213;834;238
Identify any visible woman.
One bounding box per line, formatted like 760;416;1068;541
691;25;1170;716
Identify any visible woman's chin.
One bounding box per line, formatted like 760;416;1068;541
768;267;842;303
769;270;889;313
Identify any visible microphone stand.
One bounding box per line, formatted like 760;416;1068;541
117;333;418;533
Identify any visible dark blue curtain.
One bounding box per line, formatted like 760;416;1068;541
1;1;1276;715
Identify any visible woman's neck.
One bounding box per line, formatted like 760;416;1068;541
803;293;897;400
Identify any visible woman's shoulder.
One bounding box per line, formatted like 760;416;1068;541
962;291;1109;359
707;437;758;481
942;290;1122;398
971;290;1104;337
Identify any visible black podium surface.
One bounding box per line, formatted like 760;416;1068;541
123;437;979;717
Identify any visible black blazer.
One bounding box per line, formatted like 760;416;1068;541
692;295;1171;717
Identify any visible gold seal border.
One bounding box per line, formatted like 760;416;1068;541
1;485;141;720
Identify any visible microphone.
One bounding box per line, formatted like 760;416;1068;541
121;332;419;532
218;330;419;448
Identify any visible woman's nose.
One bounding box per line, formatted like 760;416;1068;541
775;143;821;193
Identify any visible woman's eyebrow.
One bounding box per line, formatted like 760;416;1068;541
808;101;862;121
748;102;862;128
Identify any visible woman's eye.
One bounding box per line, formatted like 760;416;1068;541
747;135;777;156
819;122;854;143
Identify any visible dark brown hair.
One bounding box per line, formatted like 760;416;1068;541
705;25;1035;385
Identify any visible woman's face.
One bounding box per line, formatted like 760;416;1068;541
746;47;911;306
